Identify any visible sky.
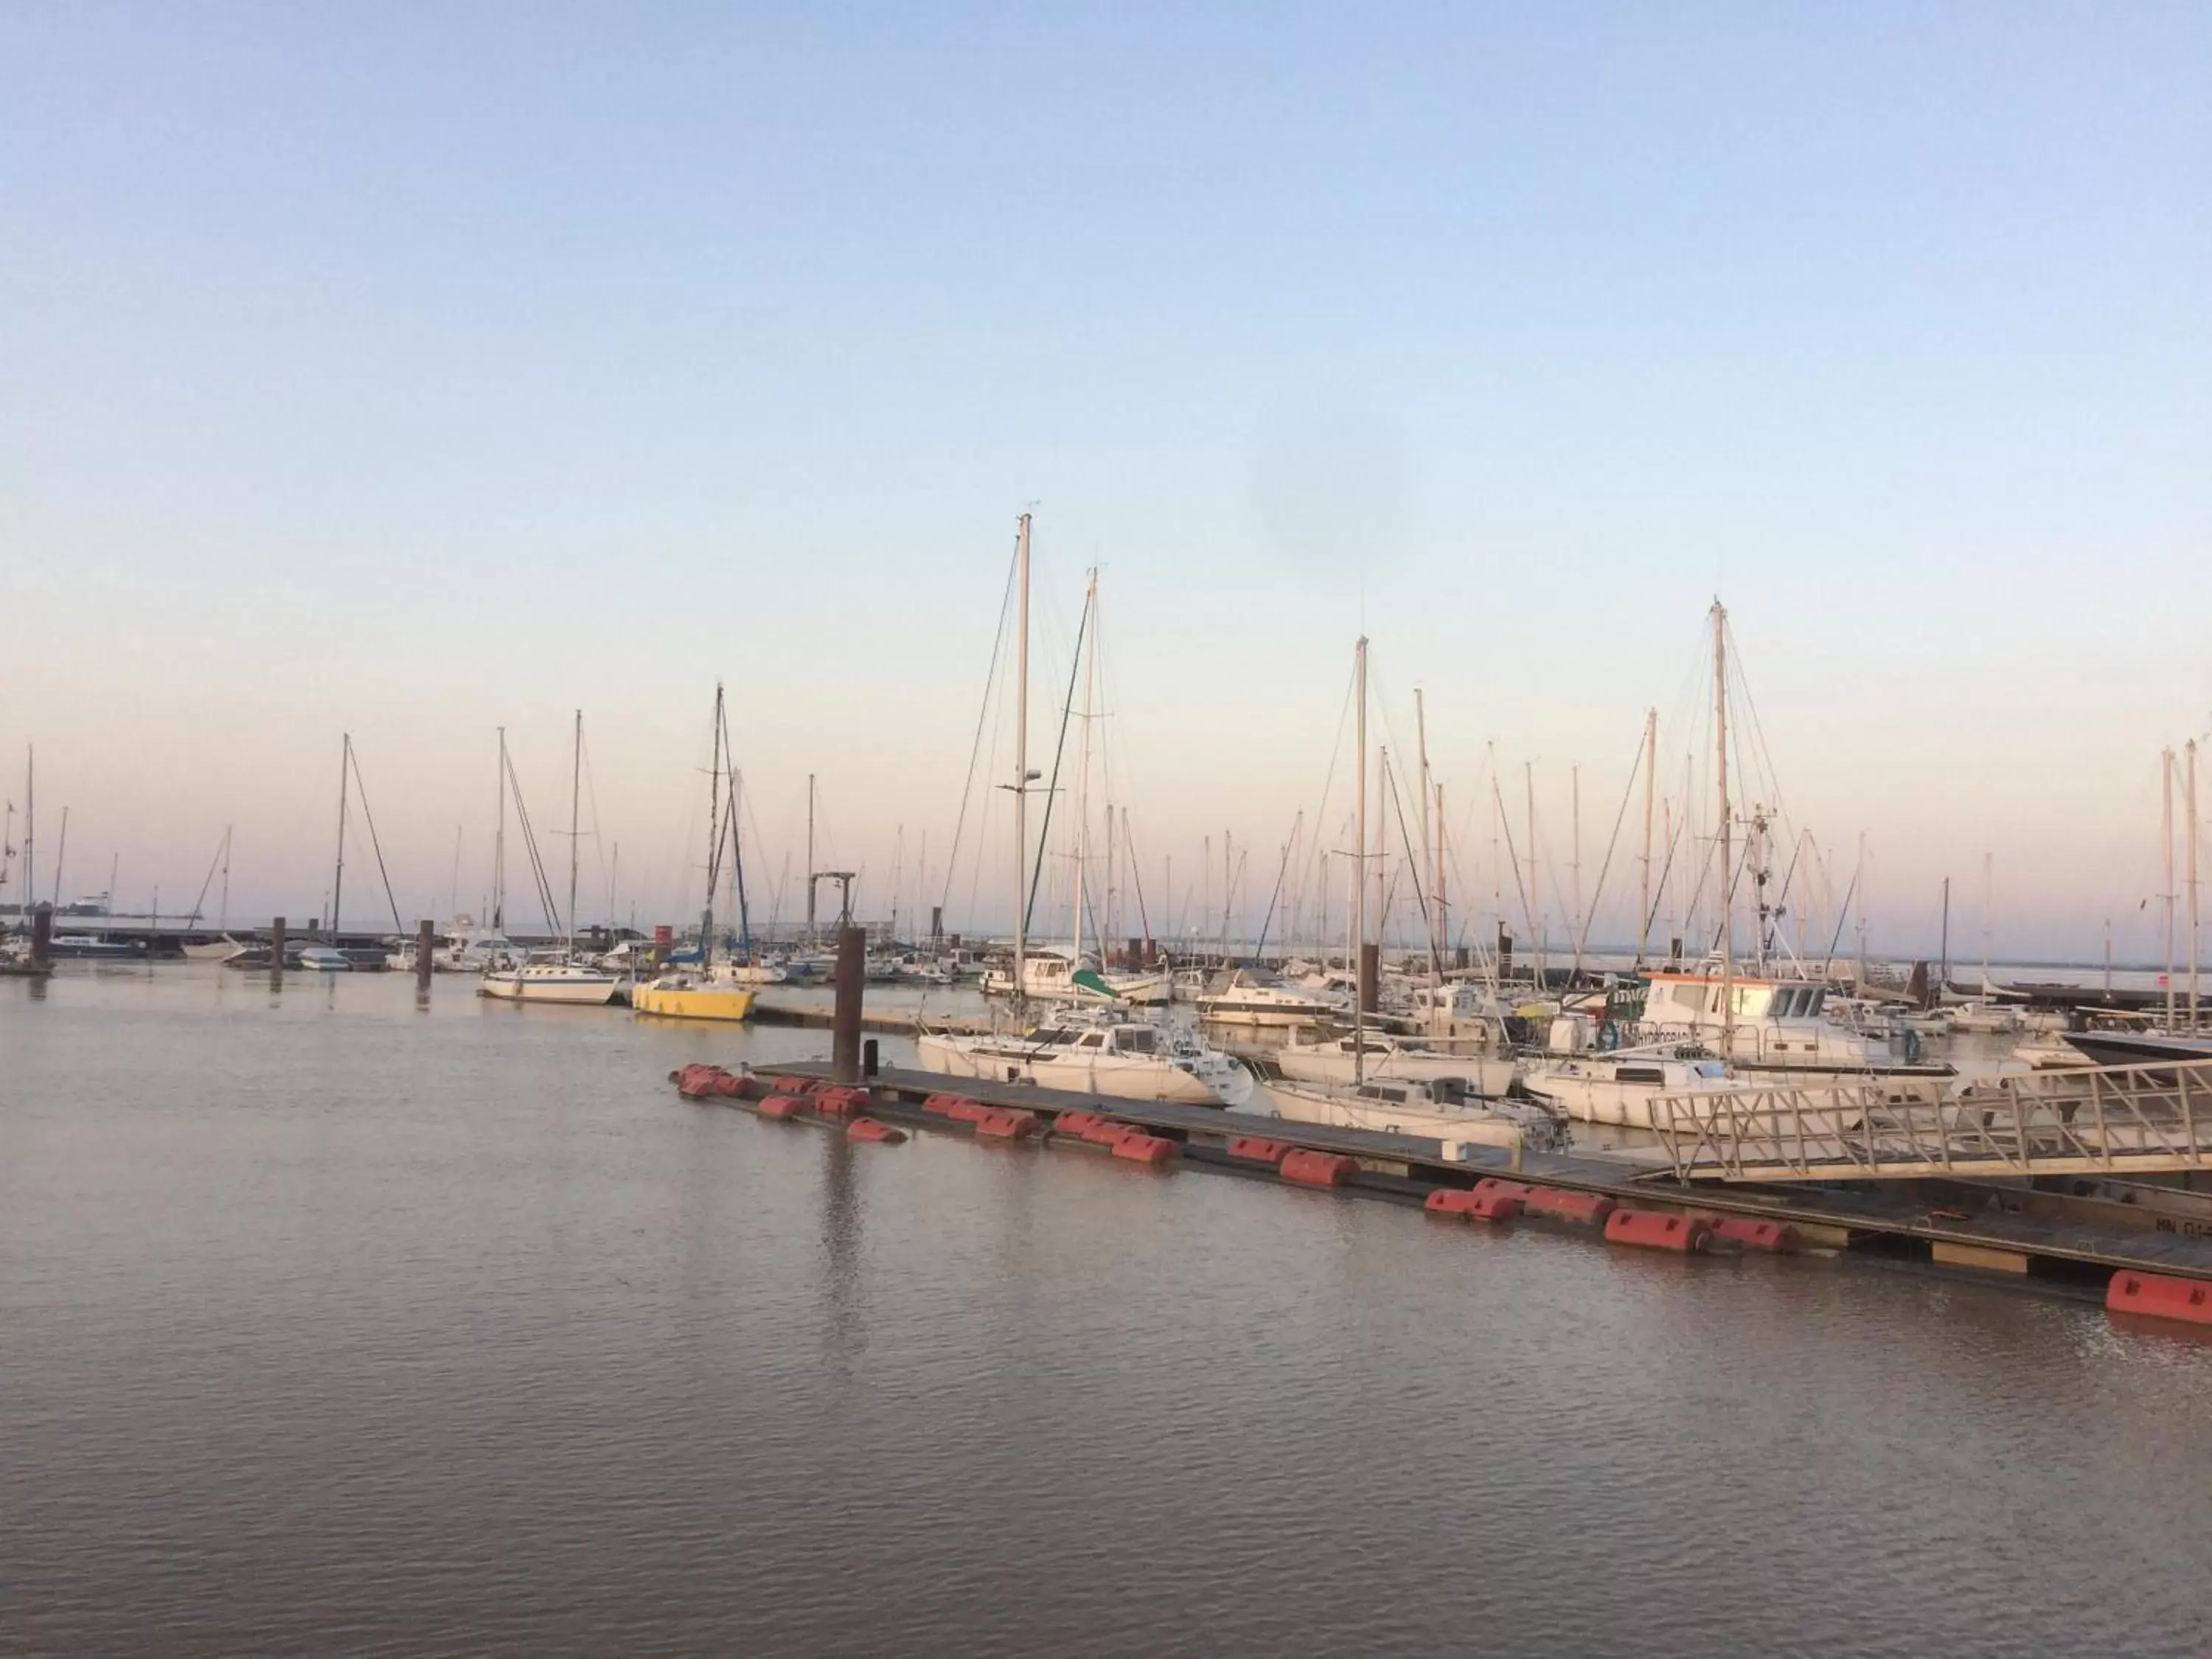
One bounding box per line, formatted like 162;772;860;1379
2;3;2208;962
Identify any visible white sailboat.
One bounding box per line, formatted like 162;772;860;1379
1520;1048;1738;1130
1275;1031;1519;1099
917;516;1250;1107
480;714;620;1006
1194;970;1347;1029
1259;636;1556;1154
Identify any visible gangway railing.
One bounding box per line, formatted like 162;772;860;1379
1648;1057;2212;1183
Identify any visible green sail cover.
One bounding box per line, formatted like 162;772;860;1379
1071;967;1125;1002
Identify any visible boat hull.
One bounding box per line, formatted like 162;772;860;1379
914;1032;1243;1106
631;984;757;1023
1275;1048;1518;1097
1257;1081;1534;1153
479;972;621;1006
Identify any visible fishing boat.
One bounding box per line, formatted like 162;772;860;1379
918;1009;1251;1106
1275;1031;1518;1098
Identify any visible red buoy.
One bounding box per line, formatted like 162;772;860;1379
1424;1187;1519;1222
675;1065;714;1098
975;1108;1041;1140
946;1099;995;1124
921;1093;969;1115
846;1116;908;1144
1472;1177;1534;1203
2107;1270;2212;1326
1225;1135;1293;1164
1279;1150;1358;1188
1053;1110;1110;1138
1079;1119;1135;1146
1110;1132;1177;1167
1708;1215;1795;1253
1523;1186;1617;1225
767;1074;813;1096
1604;1207;1711;1253
811;1085;869;1120
757;1095;807;1121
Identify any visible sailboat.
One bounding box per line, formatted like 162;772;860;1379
480;714;621;1006
180;826;246;960
917;517;1252;1105
634;685;759;1022
1259;638;1562;1154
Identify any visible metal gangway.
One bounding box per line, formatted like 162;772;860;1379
1648;1057;2212;1183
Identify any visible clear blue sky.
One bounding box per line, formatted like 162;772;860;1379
4;4;2207;960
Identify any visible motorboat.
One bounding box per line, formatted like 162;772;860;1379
1520;1048;1745;1130
1945;1001;2023;1034
1631;967;1947;1074
1275;1032;1518;1098
917;1011;1251;1106
1194;971;1346;1029
181;934;249;962
1102;965;1173;1004
296;944;353;973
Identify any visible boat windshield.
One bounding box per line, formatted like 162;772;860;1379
1114;1027;1156;1054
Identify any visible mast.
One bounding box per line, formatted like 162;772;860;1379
1526;760;1540;985
2190;740;2200;1032
704;683;724;960
1415;688;1433;972
332;734;349;936
493;728;507;931
806;773;817;946
1638;707;1656;969
1011;512;1032;1010
1435;781;1448;980
1938;877;1950;994
1074;569;1097;969
2163;747;2176;1031
1714;599;1733;1055
1354;636;1368;1086
218;826;231;933
1571;762;1583;978
49;806;67;908
21;745;31;917
1980;851;1993;995
567;709;581;953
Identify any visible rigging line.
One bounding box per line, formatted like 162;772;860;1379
1123;811;1154;947
183;830;226;930
505;748;563;936
1822;864;1861;970
720;704;751;948
939;539;1020;915
1644;799;1692;946
1298;658;1360;923
1573;726;1650;961
579;722;609;930
1023;582;1092;933
347;743;408;936
1250;813;1301;958
1382;752;1438;977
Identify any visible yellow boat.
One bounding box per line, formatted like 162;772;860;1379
630;981;757;1023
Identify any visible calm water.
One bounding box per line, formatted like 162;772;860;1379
4;968;2211;1658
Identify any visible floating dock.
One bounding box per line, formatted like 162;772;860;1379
709;1061;2212;1304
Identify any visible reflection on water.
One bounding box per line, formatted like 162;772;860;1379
1;967;2209;1658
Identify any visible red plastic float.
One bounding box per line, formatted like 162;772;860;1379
712;1073;747;1097
974;1109;1041;1140
1472;1177;1534;1203
846;1117;908;1144
756;1095;807;1121
1110;1133;1177;1167
1279;1150;1358;1188
2107;1270;2212;1326
945;1099;995;1124
1523;1186;1617;1225
674;1066;714;1098
1604;1207;1711;1253
1225;1136;1293;1164
812;1086;869;1119
921;1093;970;1116
767;1074;813;1096
1053;1110;1110;1138
1425;1187;1519;1222
1079;1119;1135;1146
1708;1215;1795;1253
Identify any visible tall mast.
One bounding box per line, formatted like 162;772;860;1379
218;826;232;933
21;745;32;915
1980;851;1993;994
1713;599;1733;1054
1074;569;1098;968
2163;747;2176;1031
1571;762;1583;978
2190;740;2201;1032
1938;877;1950;992
1354;636;1368;1086
806;773;817;946
705;684;724;959
332;734;349;936
1638;708;1656;968
494;728;507;931
1436;781;1448;981
1415;688;1434;973
1526;760;1540;985
567;709;582;953
1011;512;1032;1011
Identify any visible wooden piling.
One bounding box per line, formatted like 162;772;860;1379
416;919;434;987
270;916;286;980
29;902;52;967
831;923;866;1084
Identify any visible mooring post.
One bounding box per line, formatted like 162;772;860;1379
269;915;286;982
416;919;434;987
831;923;866;1084
29;902;53;967
1359;942;1380;1015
